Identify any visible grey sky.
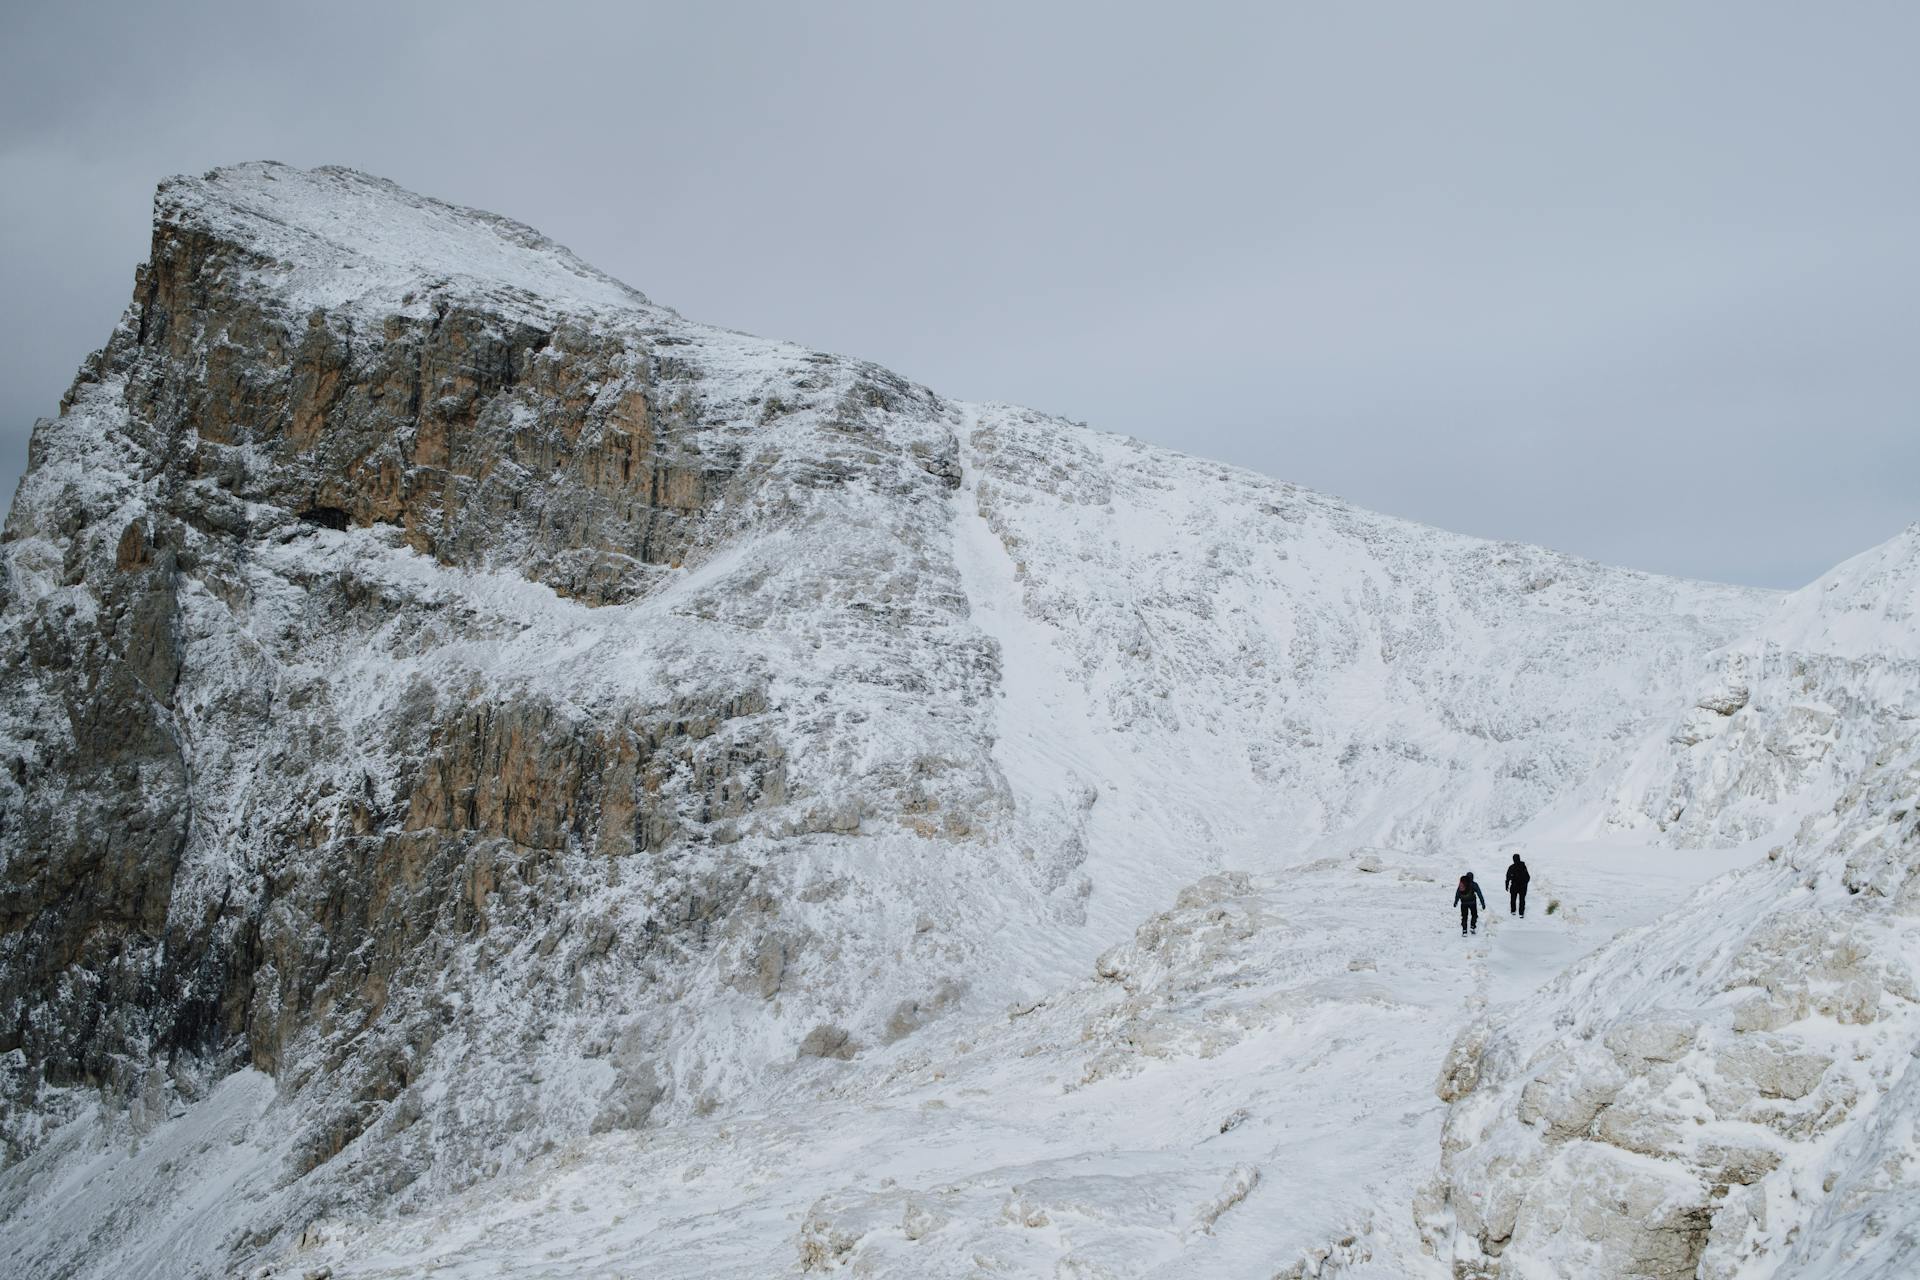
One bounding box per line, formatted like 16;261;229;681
4;2;1915;587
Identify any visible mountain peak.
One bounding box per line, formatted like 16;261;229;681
152;161;652;322
1761;521;1920;660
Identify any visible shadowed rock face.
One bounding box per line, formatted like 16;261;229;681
125;204;735;606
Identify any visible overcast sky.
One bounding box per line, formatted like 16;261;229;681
3;2;1915;587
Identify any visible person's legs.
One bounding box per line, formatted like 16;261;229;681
1460;900;1470;934
1518;886;1527;917
1509;888;1519;913
1468;902;1479;934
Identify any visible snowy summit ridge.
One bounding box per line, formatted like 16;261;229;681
158;161;655;321
0;164;1913;1279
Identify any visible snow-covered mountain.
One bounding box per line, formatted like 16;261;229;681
0;164;1910;1279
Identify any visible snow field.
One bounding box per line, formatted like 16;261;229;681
269;839;1755;1278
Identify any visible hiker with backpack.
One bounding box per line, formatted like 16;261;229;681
1453;872;1485;936
1505;853;1531;917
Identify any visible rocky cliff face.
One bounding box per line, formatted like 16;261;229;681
0;164;1775;1276
0;165;1001;1208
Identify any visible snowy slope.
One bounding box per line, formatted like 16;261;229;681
1580;524;1920;846
1424;527;1920;1279
0;163;1889;1280
245;845;1762;1279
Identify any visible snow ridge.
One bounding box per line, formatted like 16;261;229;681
157;161;656;323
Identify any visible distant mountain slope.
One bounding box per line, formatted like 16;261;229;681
0;163;1773;1276
1588;524;1920;845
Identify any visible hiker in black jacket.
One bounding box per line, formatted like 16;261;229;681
1453;872;1485;935
1505;854;1531;917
